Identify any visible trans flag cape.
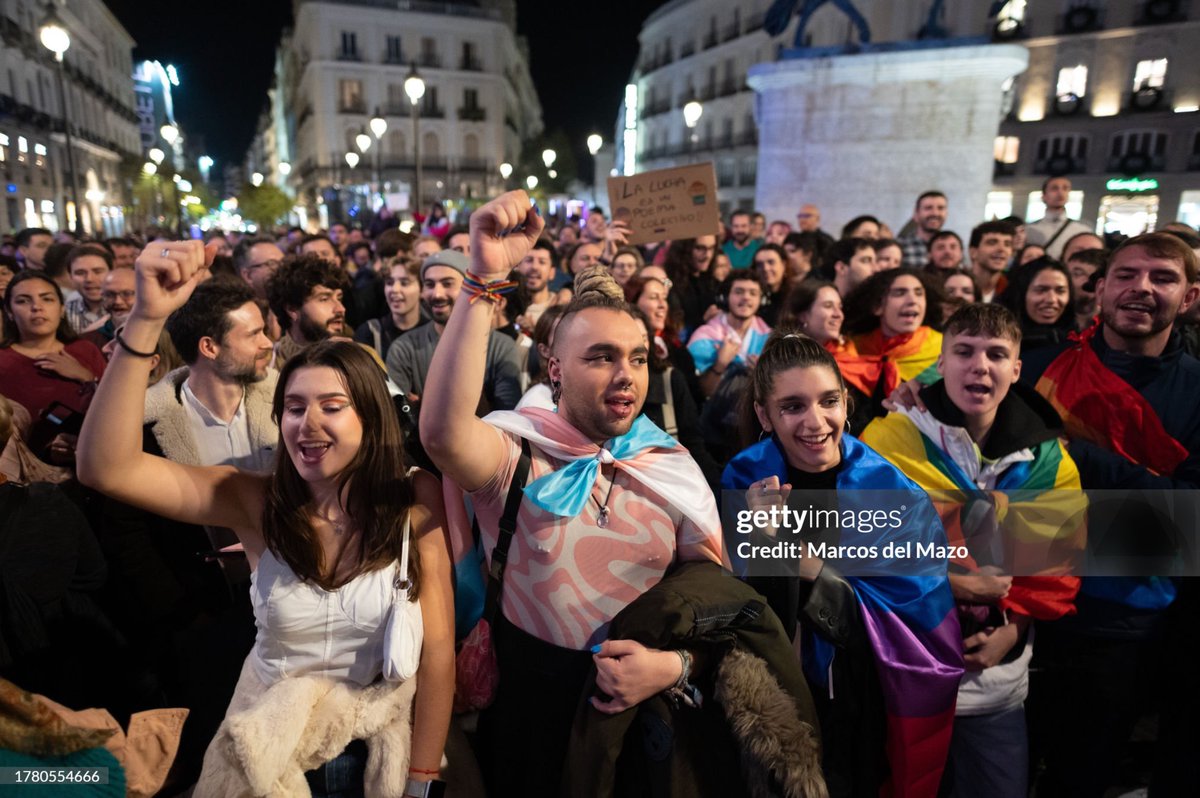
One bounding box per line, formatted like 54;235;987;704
723;434;963;798
686;313;772;374
843;327;943;399
1035;322;1189;477
861;410;1084;622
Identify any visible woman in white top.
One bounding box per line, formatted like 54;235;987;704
77;240;454;797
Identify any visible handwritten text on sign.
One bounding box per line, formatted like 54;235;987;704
607;162;720;245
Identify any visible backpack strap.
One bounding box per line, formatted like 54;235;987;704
661;367;678;437
481;438;531;624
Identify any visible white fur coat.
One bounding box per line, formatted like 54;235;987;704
194;656;416;798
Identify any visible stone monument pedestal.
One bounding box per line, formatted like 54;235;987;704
748;44;1028;236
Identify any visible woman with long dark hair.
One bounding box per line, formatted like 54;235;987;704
77;241;454;797
996;256;1077;351
0;270;105;458
663;234;720;336
624;274;703;404
722;330;962;797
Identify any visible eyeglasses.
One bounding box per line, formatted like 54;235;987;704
101;290;136;301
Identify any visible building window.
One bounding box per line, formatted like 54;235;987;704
386;36;403;63
463;88;479;110
994;136;1020;164
387;83;406;111
0;132;7;163
340;32;358;59
420;38;439;68
423;131;440;159
16;135;27;164
1057;65;1088;98
461;42;481;71
339;79;364;112
1133;58;1167;91
33;142;46;168
388;129;406;156
1109;130;1168;171
464;133;480;160
1035;133;1088;174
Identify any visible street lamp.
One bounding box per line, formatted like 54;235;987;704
345;152;360;169
367;109;386;208
148;148;165;166
499;162;513;180
251;172;264;187
355;131;372;154
142;162;157;175
198;154;214;183
160;123;179;146
586;134;603;207
278;161;291;176
39;4;81;235
542;148;557;169
683;101;703;149
404;63;426;216
526;175;538;190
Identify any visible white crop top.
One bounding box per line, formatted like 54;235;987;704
249;548;399;687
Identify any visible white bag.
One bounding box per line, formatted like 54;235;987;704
382;512;423;682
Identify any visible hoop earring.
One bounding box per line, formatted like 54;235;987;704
758;428;770;442
844;419;852;434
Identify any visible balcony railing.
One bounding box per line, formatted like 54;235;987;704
336;49;361;62
420;104;446;119
339;101;367;114
383;50;405;65
458;107;486;121
723;22;740;42
460;56;484;71
719;79;738;97
458;157;491;171
680;42;695;59
418;52;442;68
703;31;718;49
736;129;758;146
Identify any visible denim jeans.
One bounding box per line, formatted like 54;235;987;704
304;738;368;798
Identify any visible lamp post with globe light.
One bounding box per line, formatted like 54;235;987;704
370;109;387;207
499;162;512;190
148;148;166;225
683;101;703;155
404;64;426;218
39;4;82;235
587;134;603;207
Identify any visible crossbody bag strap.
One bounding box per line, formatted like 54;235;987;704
1043;219;1073;251
482;438;531;623
661;367;678;437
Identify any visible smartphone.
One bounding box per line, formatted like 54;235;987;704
42;401;84;435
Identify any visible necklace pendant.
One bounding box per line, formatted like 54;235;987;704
597;506;610;528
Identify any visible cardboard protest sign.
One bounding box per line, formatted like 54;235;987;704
607;162;720;245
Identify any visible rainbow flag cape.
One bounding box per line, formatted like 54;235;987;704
723;435;963;797
861;409;1084;621
842;327;943;399
1034;323;1189;477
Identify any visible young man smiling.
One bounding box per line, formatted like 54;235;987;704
968;221;1016;303
420;192;725;796
863;303;1082;797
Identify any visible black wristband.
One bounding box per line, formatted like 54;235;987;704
114;329;157;359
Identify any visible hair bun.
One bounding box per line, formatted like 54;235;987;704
572;264;624;302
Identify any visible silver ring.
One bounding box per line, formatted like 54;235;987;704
160;247;170;258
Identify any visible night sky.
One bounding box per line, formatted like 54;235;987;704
103;0;662;174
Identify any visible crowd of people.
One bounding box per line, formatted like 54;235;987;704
0;176;1196;798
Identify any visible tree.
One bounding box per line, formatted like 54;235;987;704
236;183;292;228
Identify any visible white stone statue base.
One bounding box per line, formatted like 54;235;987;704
748;44;1029;238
